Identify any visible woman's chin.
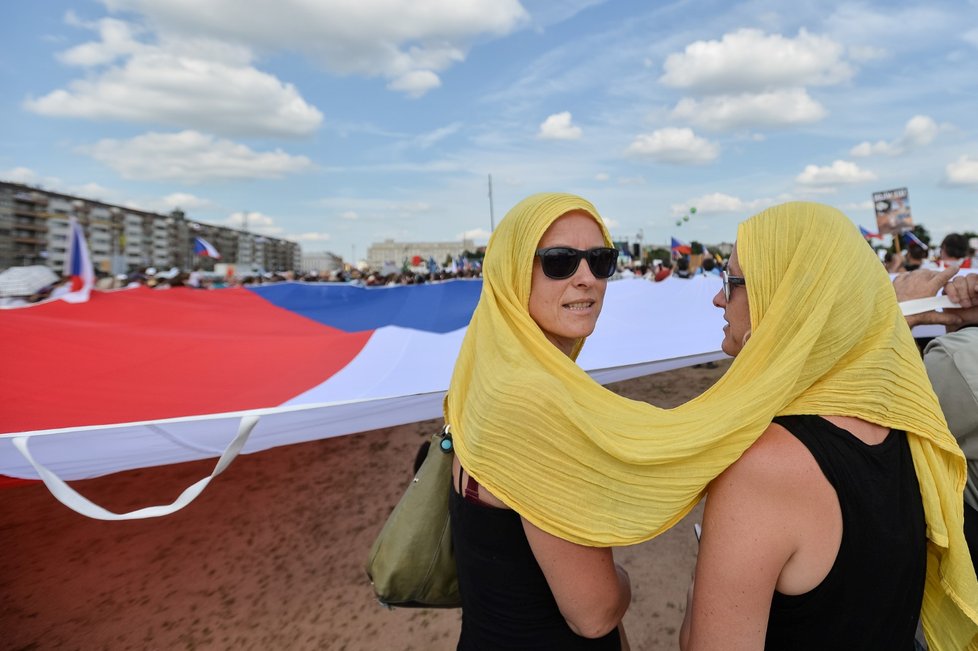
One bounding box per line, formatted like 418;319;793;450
720;338;738;357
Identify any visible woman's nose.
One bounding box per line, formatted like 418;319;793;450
712;289;725;309
572;260;596;285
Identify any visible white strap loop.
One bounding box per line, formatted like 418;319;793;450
11;415;260;520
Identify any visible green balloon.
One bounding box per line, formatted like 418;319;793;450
675;220;682;226
683;215;689;221
690;207;697;214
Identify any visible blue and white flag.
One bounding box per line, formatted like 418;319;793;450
193;237;222;259
62;217;94;304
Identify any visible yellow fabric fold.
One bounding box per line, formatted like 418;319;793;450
445;194;978;649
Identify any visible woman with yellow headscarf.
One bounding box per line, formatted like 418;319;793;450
446;194;977;649
448;199;631;649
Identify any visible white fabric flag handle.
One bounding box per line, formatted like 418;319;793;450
900;294;959;316
11;414;260;520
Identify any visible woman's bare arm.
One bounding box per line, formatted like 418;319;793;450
522;518;631;639
681;423;836;651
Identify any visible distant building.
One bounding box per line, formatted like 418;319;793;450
0;181;301;273
301;250;344;274
366;237;476;270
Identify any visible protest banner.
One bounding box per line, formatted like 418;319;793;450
872;187;912;236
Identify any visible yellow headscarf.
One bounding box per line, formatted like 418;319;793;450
445;194;977;649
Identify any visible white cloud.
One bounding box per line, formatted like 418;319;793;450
27;41;322;137
672;88;825;131
595;172;610;182
945;155;978;186
902;115;941;147
1;167;42;184
225;211;283;235
57;16;145;67
73;182;115;199
965;28;978;48
850;141;895;157
84;130;314;182
601;216;619;228
670;193;772;215
660;28;852;94
0;167;118;201
341;211;359;221
796;160;876;186
100;0;528;98
625;127;718;164
850;115;940;157
387;70;442;97
162;192;214;210
538;112;582;140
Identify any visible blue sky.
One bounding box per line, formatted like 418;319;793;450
2;0;977;262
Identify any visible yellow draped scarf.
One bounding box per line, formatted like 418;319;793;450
445;194;978;649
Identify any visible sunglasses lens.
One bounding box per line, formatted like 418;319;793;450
540;248;581;279
587;249;618;279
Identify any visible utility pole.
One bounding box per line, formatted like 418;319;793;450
488;174;495;232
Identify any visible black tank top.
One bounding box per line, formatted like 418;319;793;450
765;415;927;650
449;483;621;650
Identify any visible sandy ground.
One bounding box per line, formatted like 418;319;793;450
2;360;730;651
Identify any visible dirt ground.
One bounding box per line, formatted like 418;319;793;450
2;360;730;651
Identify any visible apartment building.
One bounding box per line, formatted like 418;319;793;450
0;182;301;274
366;237;476;270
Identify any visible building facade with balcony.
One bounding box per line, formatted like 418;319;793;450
0;182;302;274
366;237;476;271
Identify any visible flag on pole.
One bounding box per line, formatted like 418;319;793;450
859;225;880;239
671;237;691;257
903;231;927;250
62;217;94;303
193;237;222;259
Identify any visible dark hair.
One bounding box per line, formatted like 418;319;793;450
941;233;968;259
676;257;689;271
702;257;716;271
907;243;927;260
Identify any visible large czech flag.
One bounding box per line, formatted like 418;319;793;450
0;277;726;518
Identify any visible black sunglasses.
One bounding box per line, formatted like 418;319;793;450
535;247;619;280
721;268;746;301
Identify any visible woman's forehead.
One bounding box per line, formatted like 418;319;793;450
728;243;742;272
537;211;602;244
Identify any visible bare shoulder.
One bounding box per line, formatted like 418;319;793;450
711;421;821;497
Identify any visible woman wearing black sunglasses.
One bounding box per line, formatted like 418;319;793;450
445;196;976;651
447;196;630;650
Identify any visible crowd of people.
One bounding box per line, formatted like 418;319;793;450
7;229;971;305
